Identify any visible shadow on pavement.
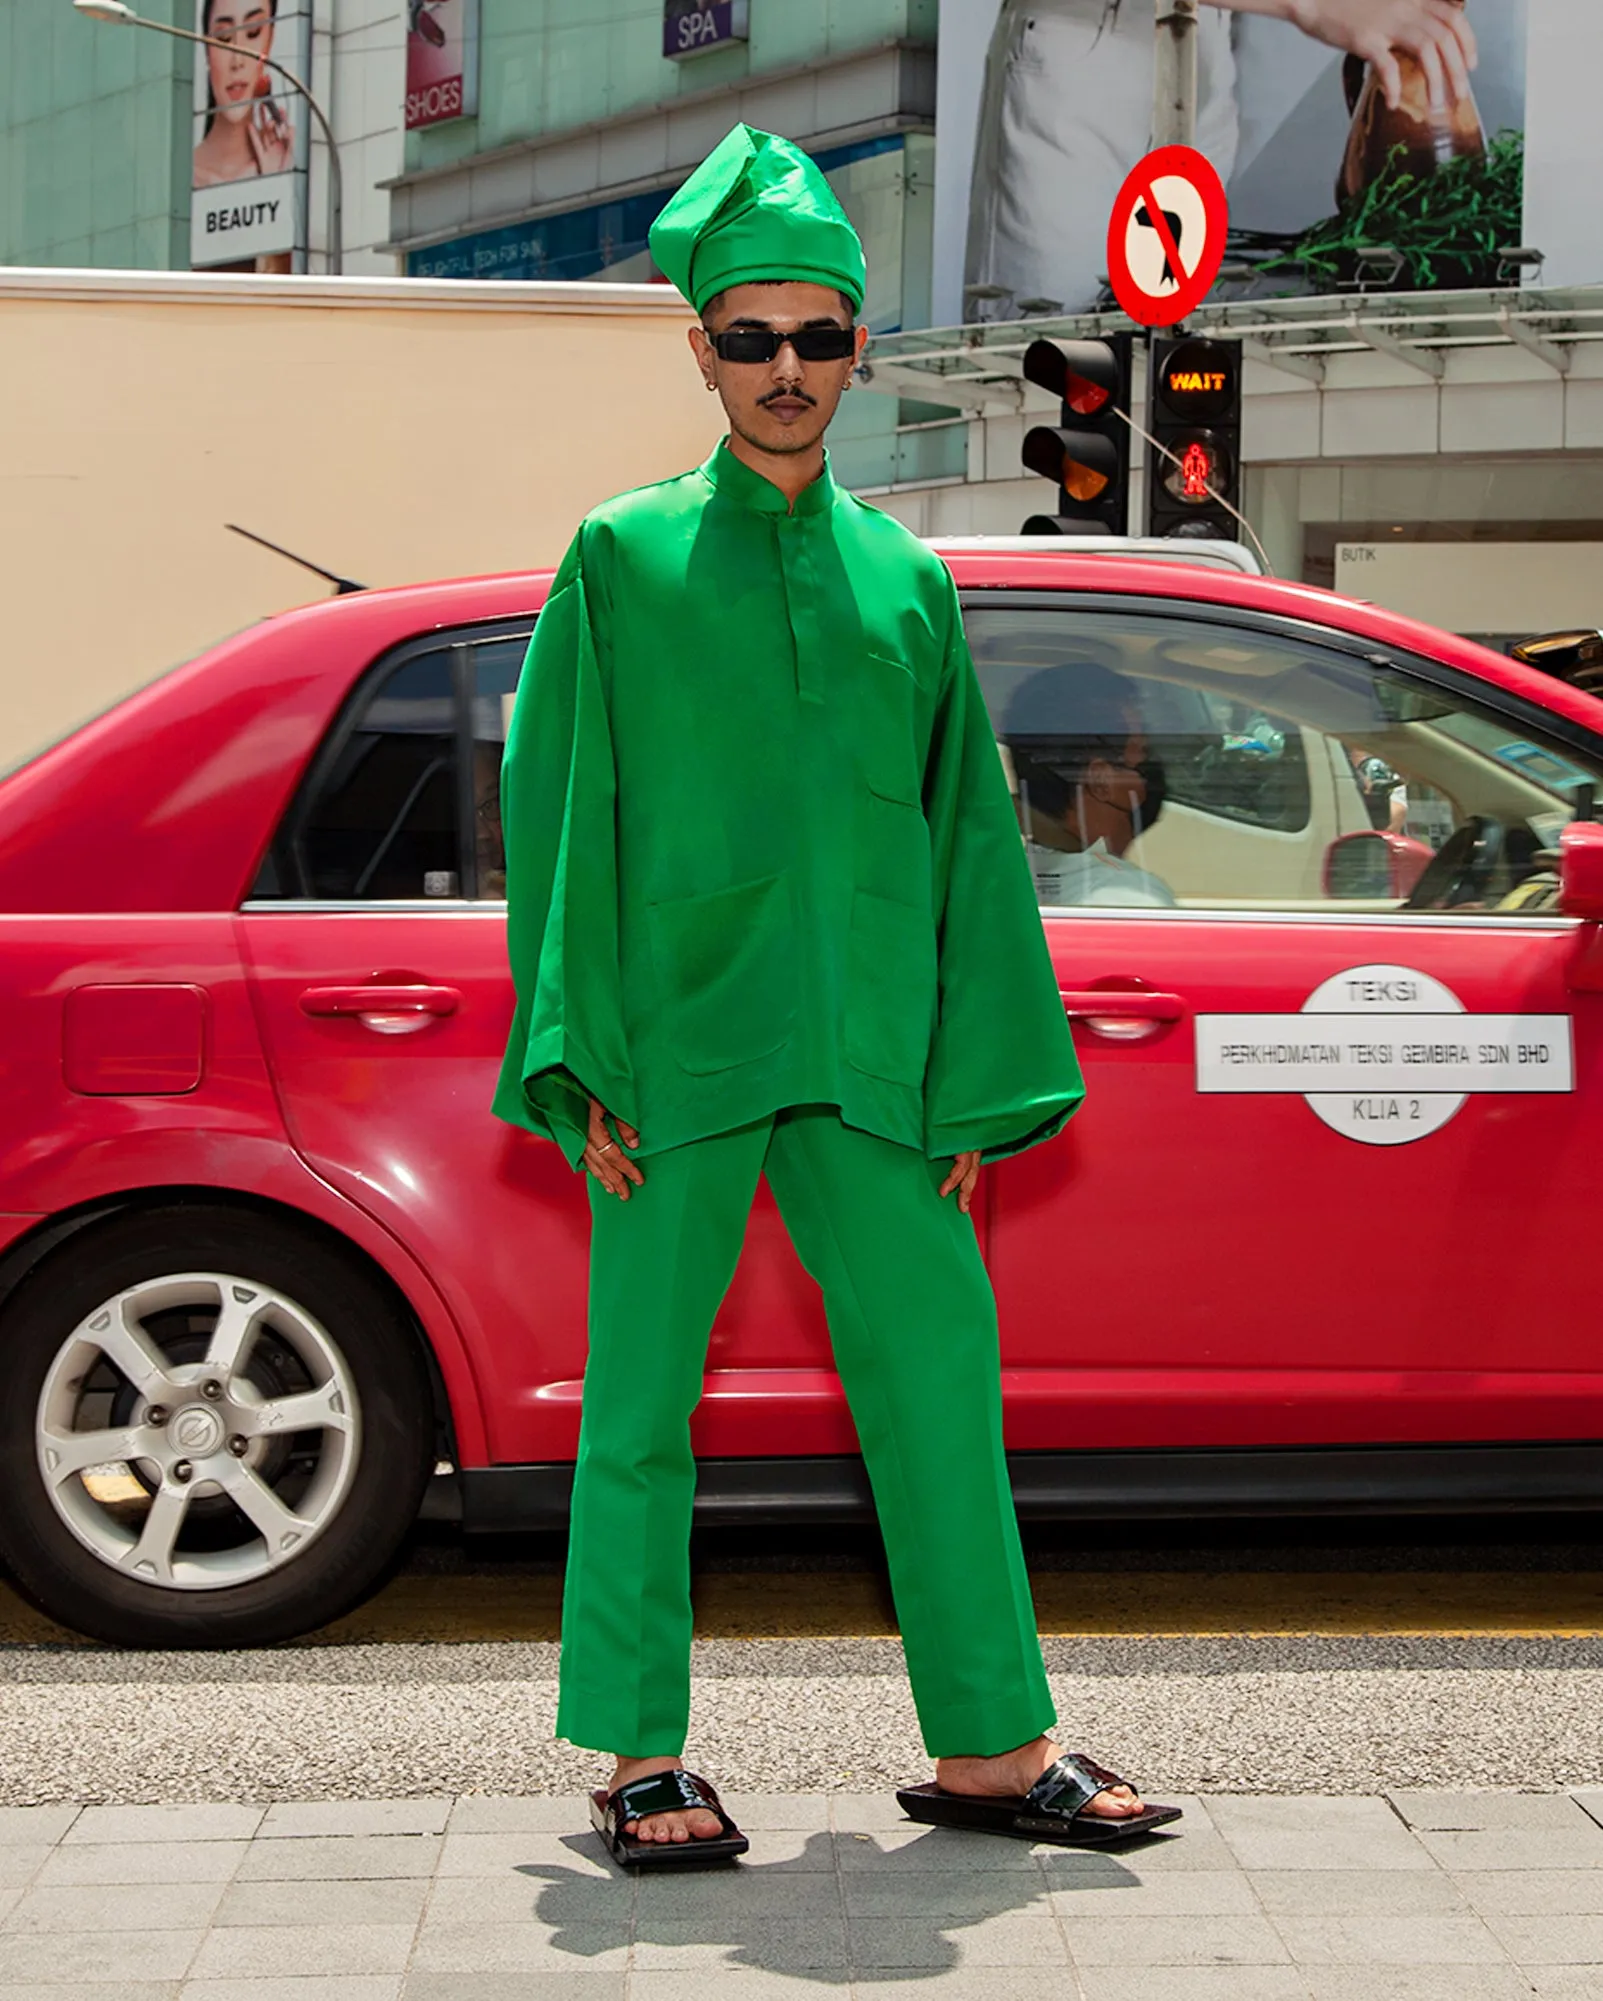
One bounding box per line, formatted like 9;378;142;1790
518;1827;1164;1980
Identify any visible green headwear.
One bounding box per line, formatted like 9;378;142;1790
649;124;865;315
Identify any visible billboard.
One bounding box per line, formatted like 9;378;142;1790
934;0;1528;324
190;0;311;272
406;0;481;131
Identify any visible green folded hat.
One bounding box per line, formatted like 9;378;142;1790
649;124;865;315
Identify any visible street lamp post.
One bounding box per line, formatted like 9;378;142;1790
73;0;343;275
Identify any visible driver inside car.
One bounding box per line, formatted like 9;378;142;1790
1003;664;1177;908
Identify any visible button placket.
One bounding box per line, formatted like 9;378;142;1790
782;515;826;707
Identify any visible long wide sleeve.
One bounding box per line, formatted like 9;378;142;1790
491;534;637;1169
920;579;1085;1163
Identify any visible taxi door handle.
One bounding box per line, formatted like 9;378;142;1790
1061;989;1185;1043
299;984;461;1027
1061;990;1184;1021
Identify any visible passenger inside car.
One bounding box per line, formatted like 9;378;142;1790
970;606;1603;918
1001;664;1177;908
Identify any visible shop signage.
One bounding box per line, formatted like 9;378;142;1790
664;0;749;60
407;0;481;131
1195;963;1573;1147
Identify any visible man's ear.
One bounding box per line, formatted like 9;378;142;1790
688;323;718;391
1082;755;1118;800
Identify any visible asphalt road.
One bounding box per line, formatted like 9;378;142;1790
4;1515;1603;1806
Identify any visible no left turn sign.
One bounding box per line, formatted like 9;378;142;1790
1106;144;1229;327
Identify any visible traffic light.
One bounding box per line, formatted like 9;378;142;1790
1145;334;1242;540
1019;335;1133;536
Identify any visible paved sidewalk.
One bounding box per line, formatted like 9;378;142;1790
2;1791;1603;1999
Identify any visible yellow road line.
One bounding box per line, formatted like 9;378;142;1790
6;1570;1603;1649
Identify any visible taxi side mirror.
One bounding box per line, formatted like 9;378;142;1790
1559;820;1603;921
1323;830;1433;899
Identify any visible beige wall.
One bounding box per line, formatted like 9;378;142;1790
1334;541;1603;635
0;270;721;762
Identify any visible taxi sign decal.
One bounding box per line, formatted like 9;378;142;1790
1195;964;1573;1147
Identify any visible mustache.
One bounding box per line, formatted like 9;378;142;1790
757;386;818;408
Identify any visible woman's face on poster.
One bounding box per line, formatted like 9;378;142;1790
205;4;275;124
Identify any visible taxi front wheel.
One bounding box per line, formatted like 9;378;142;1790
0;1205;435;1648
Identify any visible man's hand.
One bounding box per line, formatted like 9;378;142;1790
583;1097;643;1199
939;1150;982;1215
1216;0;1477;112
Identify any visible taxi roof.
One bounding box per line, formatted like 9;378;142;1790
248;545;1603;740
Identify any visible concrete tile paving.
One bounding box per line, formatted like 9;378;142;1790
0;1986;185;2001
3;1882;225;1934
182;1986;403;2001
1;1789;1602;1991
256;1802;452;1841
0;1854;50;1892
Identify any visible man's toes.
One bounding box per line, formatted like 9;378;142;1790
624;1810;722;1843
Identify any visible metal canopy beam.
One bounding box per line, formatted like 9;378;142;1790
857;359;1023;413
1242;338;1325;385
1345;316;1446;378
1498;309;1572;374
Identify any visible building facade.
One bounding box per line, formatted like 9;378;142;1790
384;0;937;480
4;0;1600;638
2;0;404;276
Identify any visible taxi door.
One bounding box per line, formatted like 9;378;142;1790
240;620;842;1474
970;593;1603;1455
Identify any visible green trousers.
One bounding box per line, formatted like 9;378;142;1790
556;1104;1056;1759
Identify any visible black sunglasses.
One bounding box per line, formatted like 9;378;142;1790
705;325;857;363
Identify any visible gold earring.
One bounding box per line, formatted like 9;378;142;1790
705;378;717;392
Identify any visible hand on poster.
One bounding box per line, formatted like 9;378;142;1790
245;98;294;177
1222;0;1477;110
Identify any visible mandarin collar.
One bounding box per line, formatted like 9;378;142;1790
700;437;837;518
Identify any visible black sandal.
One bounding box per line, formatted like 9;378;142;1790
589;1768;749;1869
897;1751;1181;1848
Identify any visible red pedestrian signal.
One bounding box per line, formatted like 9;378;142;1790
1145;334;1242;540
1157;431;1232;508
1178;440;1213;499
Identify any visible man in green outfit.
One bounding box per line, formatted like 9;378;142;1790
495;123;1176;1864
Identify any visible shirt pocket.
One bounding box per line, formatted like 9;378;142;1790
855;650;924;805
845;888;938;1089
648;872;797;1076
854;650;932;907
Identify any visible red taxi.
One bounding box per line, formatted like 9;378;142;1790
5;548;1603;1648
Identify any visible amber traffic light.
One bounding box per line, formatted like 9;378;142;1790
1019;336;1132;536
1145;334;1242;539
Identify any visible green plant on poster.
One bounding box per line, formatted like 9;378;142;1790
1266;130;1525;291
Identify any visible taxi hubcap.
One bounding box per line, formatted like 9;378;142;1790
36;1273;361;1592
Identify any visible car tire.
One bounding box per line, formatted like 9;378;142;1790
0;1204;434;1648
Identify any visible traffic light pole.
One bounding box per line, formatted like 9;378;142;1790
1150;2;1199;535
1152;0;1200;149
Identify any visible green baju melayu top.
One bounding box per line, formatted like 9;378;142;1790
492;440;1084;1169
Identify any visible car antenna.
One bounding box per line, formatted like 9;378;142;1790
225;522;367;595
